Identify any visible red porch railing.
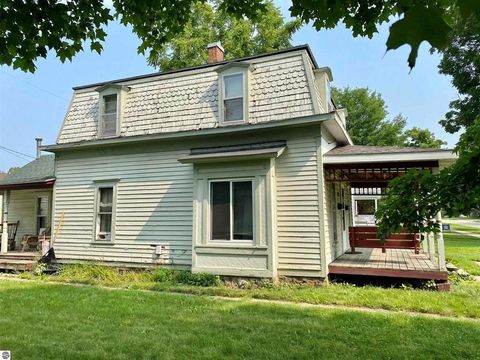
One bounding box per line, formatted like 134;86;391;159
349;226;420;254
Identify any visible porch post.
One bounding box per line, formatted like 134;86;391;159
427;232;435;259
1;190;9;254
435;212;446;270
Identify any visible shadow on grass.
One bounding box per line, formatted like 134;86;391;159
0;281;479;360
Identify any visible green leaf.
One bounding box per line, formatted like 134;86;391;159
90;42;103;54
386;5;452;69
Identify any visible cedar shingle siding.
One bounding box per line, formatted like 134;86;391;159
58;54;315;144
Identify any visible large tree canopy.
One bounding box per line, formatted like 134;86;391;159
148;1;301;71
2;0;479;72
332;87;446;148
376;13;480;237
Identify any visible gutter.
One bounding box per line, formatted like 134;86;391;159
0;178;56;191
41;112;336;153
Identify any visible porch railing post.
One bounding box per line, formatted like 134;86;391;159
427;232;435;260
435;212;446;270
1;190;9;254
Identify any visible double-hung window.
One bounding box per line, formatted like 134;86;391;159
96;186;114;241
36;196;48;234
210;179;253;241
101;94;118;137
223;73;244;122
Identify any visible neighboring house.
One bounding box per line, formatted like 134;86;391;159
36;44;456;281
0;153;55;253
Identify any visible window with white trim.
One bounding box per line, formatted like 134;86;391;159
100;94;118;137
36;196;48;235
96;186;114;241
210;179;253;241
223;73;244;122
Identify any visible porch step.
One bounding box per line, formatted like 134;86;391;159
0;252;38;271
0;252;39;261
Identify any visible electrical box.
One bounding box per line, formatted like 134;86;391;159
154;245;162;256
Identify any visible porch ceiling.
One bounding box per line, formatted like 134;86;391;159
324;160;438;184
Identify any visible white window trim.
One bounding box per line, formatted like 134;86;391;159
93;181;118;242
99;90;120;138
218;69;249;126
95;85;130;139
35;195;50;235
208;178;255;245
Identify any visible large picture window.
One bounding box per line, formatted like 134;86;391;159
223;73;244;122
210;180;253;241
96;186;114;240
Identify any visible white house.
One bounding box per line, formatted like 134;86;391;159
8;44;454;282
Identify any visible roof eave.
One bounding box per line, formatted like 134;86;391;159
42;113;335;153
72;44;318;91
0;178;55;191
323;151;458;164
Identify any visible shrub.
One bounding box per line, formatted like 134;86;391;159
175;270;221;287
152;268;175;283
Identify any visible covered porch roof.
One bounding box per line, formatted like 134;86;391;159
0;155;55;190
323;145;457;190
324;145;457;164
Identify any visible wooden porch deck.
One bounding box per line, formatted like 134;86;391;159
0;252;38;271
329;248;448;281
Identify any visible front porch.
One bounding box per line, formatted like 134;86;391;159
323;146;455;284
329;247;448;281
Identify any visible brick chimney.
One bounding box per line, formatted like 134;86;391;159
207;42;225;64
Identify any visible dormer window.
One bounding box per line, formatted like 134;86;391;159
95;84;130;138
216;62;250;125
101;94;118;137
223;73;244;121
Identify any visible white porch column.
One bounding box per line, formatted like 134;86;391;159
435;212;446;270
427;232;435;259
1;190;9;254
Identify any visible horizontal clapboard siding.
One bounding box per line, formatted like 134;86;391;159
276;135;321;276
53;146;194;266
8;189;52;247
53;125;326;275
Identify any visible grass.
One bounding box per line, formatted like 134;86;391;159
0;280;479;360
448;224;480;235
18;263;480;319
444;232;480;275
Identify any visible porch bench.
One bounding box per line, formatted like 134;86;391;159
349;226;420;254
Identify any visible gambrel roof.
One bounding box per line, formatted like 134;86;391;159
57;45;324;145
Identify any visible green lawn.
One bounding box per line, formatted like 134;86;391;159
0;280;479;360
444;232;480;275
19;263;480;319
448;224;480;235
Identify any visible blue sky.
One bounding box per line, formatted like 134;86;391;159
0;3;458;172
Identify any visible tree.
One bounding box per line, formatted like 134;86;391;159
376;14;480;237
438;13;480;134
403;127;447;149
332;87;446;148
148;1;301;70
2;0;478;72
332;87;406;146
